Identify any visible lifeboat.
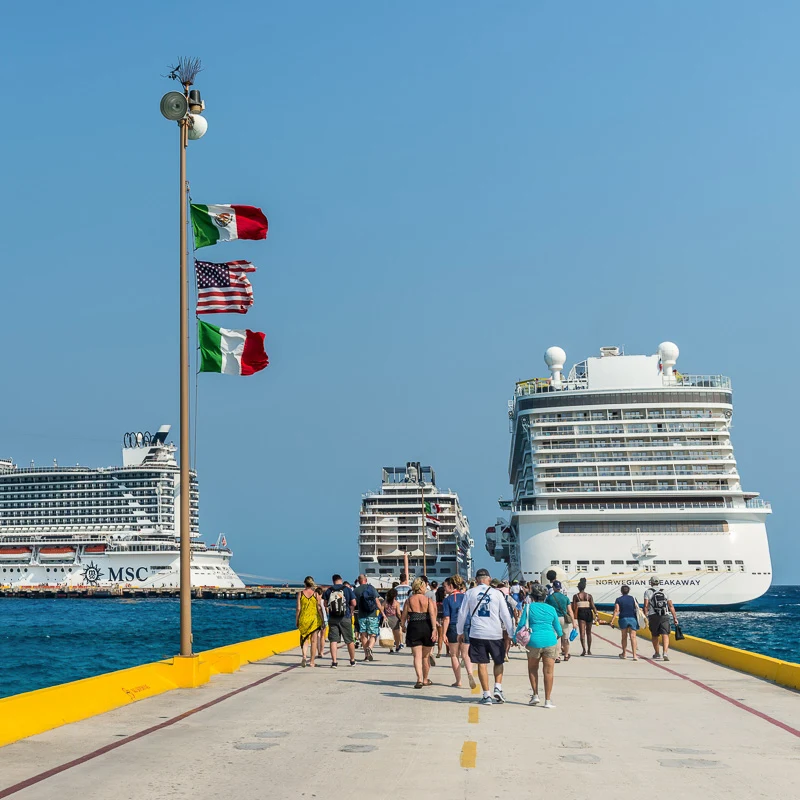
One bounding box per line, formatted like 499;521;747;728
84;544;107;554
0;546;32;562
38;547;76;561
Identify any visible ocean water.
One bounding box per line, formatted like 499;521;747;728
2;587;799;699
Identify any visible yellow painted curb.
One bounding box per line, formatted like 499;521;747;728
597;612;800;690
0;628;300;748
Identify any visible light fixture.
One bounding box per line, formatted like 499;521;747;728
160;91;188;121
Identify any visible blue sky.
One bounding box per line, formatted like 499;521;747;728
1;2;796;584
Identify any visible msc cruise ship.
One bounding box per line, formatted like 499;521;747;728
359;463;473;588
486;343;772;608
0;426;244;589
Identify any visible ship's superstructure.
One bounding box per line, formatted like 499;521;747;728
0;426;244;588
359;463;473;588
486;343;772;607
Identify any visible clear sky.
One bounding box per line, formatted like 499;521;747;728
2;2;797;584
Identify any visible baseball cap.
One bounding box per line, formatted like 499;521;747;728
649;577;660;585
475;568;491;579
552;580;563;590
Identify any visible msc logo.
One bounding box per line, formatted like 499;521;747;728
109;567;150;582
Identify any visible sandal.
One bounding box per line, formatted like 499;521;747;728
424;679;433;686
618;653;626;659
563;654;571;661
451;682;462;688
414;682;423;689
555;658;561;663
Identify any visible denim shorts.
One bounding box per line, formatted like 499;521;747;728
619;616;639;630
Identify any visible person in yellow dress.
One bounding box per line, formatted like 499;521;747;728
296;576;323;667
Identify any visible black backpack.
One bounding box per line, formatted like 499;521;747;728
650;589;668;616
359;586;377;615
328;587;347;616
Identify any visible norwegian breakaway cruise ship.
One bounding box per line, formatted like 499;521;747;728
0;426;244;589
486;343;772;608
359;463;474;588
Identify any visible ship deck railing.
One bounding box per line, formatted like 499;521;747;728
514;373;731;396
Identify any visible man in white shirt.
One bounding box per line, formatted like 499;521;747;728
457;568;514;705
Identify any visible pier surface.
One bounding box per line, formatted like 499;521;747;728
1;630;798;799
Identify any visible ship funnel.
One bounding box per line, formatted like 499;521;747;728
658;341;679;379
544;346;566;388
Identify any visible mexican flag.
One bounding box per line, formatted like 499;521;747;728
424;501;442;516
198;320;268;376
190;204;268;249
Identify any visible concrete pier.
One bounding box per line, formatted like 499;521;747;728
1;629;798;799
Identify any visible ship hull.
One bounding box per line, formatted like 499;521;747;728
0;549;245;589
512;509;772;608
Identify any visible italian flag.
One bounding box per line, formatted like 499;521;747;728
424;501;442;515
190;204;268;249
198;320;268;376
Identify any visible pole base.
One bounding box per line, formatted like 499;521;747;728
172;654;211;688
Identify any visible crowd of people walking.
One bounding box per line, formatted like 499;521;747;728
296;569;681;708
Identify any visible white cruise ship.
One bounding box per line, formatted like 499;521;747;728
359;463;474;588
0;426;244;589
486;343;772;608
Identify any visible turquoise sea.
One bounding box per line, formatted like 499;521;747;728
2;586;798;700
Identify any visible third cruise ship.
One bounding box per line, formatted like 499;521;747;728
486;342;772;607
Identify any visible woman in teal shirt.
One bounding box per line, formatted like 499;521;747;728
515;584;563;708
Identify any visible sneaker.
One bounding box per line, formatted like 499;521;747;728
662;655;670;662
480;695;493;706
543;699;556;709
529;694;540;706
331;662;338;669
368;648;375;662
493;688;506;704
653;654;663;660
350;660;356;667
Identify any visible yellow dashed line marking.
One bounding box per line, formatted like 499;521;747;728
460;740;477;768
468;706;479;723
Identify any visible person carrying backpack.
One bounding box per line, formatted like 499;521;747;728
323;574;357;668
643;577;680;661
354;574;383;661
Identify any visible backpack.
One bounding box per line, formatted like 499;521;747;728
650;589;668;616
359;586;377;615
328;587;347;616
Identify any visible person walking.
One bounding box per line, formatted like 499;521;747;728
516;583;562;708
323;574;357;668
610;584;641;660
354;574;383;662
382;587;403;652
442;575;476;689
296;576;323;668
644;577;679;661
393;572;412;651
457;568;514;705
571;578;600;656
435;584;446;659
314;585;327;659
545;579;573;662
401;578;438;688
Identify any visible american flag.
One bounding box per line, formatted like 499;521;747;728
195;260;256;314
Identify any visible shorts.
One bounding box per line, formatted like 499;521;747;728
358;615;379;635
446;625;459;644
619;617;639;630
327;616;354;644
649;615;671;636
468;638;505;666
385;615;400;631
559;616;572;640
526;645;558;660
406;619;434;648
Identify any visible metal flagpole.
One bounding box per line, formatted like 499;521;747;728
178;102;192;658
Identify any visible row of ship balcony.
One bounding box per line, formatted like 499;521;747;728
359;531;464;541
532;424;727;438
512;498;770;511
533;453;735;465
520;480;739;493
360;508;459;517
531;467;738;479
533;438;731;451
531;410;725;423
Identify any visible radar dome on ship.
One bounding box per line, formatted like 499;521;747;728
544;346;566;387
658;341;679;378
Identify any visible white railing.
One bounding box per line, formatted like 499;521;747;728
745;498;771;510
662;374;731;390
